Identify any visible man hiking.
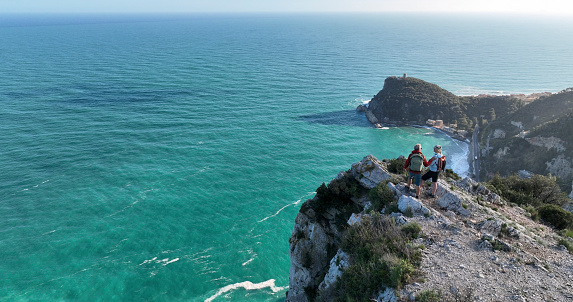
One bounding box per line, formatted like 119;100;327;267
404;143;428;198
422;145;446;198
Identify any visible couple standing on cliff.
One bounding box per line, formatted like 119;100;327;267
404;144;446;198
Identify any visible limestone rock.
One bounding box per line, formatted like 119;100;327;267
287;204;344;302
377;287;398;302
493;129;506;139
487;193;504;205
456;177;478;193
348;213;367;226
351;155;393;189
398;195;430;216
436;192;471;216
318;250;350;293
390;212;408;226
518;170;533;179
478;219;503;237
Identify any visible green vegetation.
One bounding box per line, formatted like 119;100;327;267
417;289;442;302
488;174;572;233
558;229;573;239
443;168;461;181
368;77;524;132
488;174;568;207
309;172;364;219
368;181;396;212
558;238;573;254
334;215;422;302
416;287;475;302
479;89;573;190
537;204;573;230
401;222;423;239
386;157;407;175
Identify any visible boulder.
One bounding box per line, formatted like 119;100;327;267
351;155;393;189
390;212;408;225
487;193;504;205
456;177;478;193
398;195;431;216
478;219;503;237
437;192;471;216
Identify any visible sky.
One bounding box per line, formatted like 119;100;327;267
1;0;572;15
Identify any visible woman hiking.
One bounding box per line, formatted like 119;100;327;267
422;145;446;198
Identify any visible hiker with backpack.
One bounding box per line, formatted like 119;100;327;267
404;144;428;198
422;145;446;198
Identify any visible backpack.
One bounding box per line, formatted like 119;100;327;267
409;154;424;172
436;155;446;172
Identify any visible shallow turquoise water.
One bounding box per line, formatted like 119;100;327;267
1;13;572;301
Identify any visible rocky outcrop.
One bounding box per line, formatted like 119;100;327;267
350;154;393;189
526;136;566;152
287;155;573;302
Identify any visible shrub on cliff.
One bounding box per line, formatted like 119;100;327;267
333;215;421;302
488;173;568;207
537;204;573;230
309;172;364;221
368;182;395;212
386;157;407;174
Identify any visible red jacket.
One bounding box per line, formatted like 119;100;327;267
404;150;429;174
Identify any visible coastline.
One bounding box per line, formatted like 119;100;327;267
357;104;472;178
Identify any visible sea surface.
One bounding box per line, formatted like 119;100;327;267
1;13;572;301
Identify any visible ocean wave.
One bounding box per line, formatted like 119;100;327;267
257;192;315;223
205;279;287;302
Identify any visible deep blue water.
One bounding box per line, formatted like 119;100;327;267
1;13;572;301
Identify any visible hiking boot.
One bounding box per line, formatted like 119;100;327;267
427;192;435;198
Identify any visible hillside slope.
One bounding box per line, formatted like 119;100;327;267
367;76;523;132
287;155;573;302
480;90;573;193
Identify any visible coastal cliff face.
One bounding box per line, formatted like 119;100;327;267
481;91;573;194
287;155;573;301
368;77;460;126
366;76;524;132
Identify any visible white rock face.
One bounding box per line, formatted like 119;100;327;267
478;219;503;237
545;154;573;179
377;287;399;302
398;195;431;216
493;129;506;139
510;121;524;129
347;213;367;226
436;192;471;216
494;146;510;160
318;250;350;292
287;208;338;302
351;155;393;189
526;136;566;152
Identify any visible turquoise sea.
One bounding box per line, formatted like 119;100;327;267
1;13;572;301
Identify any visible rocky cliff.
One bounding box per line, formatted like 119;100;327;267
366;77;523;132
287;155;573;302
480;90;573;195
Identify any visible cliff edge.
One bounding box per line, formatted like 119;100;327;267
287;155;573;302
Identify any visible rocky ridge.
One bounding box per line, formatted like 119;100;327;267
287;155;573;301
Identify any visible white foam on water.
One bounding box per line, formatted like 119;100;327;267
242;257;255;266
447;139;470;178
204;279;287;302
139;257;180;266
257;192;314;223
